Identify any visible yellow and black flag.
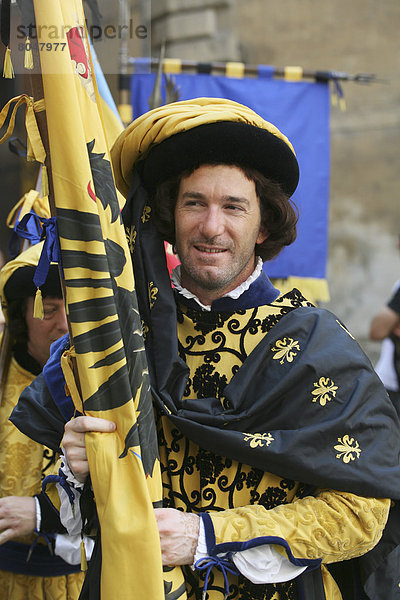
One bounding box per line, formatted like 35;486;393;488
0;0;186;598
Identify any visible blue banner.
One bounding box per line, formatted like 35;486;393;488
130;73;330;284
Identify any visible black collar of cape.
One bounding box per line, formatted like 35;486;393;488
122;169;400;501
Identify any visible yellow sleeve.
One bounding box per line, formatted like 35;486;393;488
209;490;390;563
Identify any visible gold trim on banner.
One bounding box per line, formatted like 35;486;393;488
225;61;245;78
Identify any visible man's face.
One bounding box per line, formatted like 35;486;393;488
174;164;268;305
25;296;68;367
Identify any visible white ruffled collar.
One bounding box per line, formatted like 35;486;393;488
171;257;264;311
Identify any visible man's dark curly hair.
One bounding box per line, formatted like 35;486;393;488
152;163;298;262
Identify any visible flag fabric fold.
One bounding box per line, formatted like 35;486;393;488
27;1;185;597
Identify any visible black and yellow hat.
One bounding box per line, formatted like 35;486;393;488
111;97;299;198
0;243;62;322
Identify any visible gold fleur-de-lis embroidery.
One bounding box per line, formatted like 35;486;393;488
334;435;362;463
243;432;274;448
312;377;338;406
141;205;151;223
271;337;300;364
148;282;158;310
126;225;136;253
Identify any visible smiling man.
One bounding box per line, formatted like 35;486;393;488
12;98;400;600
174;165;268;304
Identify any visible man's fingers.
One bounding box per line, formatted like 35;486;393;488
67;459;91;481
0;529;13;546
65;416;116;434
62;446;88;463
63;416;116;483
0;497;36;543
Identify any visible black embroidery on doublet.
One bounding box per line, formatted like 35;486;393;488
159;291;313;599
240;577;298;600
41;447;57;479
274;288;314;310
195;448;226;486
190;364;228;399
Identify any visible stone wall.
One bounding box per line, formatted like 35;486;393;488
151;0;240;60
150;0;400;362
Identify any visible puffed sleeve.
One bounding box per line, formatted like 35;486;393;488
206;491;390;564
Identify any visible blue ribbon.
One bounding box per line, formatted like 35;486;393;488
42;470;76;507
27;531;55;563
8;207;42;258
13;211;62;288
194;555;239;599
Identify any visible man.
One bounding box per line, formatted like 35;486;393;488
370;280;400;412
12;99;400;600
0;242;84;599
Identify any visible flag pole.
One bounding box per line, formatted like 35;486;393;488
129;57;386;84
118;0;132;126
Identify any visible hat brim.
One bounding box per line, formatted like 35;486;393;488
141;121;299;197
4;264;62;303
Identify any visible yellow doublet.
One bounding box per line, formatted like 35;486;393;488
157;294;390;600
0;356;84;599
